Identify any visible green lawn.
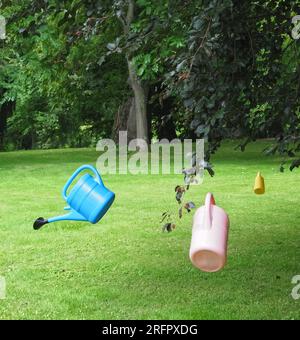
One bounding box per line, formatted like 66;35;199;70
0;140;299;320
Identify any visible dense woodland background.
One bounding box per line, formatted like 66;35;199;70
0;0;300;168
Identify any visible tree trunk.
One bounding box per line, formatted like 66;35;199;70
147;84;177;141
113;0;149;148
126;97;137;140
127;59;149;144
0;100;14;150
112;97;137;143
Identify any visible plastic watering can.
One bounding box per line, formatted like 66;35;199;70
189;193;229;272
34;165;115;230
254;172;265;195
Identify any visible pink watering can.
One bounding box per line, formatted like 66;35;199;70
189;193;229;272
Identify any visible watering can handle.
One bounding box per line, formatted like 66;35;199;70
204;192;216;229
62;165;103;200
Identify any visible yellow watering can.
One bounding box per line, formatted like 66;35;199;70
254;172;265;195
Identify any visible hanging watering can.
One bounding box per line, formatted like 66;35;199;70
34;165;115;230
254;172;265;195
189;193;229;272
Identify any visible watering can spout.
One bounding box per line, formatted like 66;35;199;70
33;210;87;230
48;210;87;224
33;217;49;230
203;192;216;229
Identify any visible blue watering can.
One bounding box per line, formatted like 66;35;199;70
33;165;115;230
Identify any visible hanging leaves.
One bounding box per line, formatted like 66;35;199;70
175;185;186;204
162;223;176;233
182;167;199;186
198;160;215;177
290;159;300;172
160;211;171;223
190;153;215;177
178;207;183;219
184;201;196;213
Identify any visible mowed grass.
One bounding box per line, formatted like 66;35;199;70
0;140;299;320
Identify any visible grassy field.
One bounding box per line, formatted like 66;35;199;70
0;140;299;320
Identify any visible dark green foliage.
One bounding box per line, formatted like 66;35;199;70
166;0;300;167
0;0;299;168
0;0;128;150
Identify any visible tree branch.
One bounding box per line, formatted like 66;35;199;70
125;0;135;34
187;18;211;77
116;0;135;34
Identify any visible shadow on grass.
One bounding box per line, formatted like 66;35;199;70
36;221;91;233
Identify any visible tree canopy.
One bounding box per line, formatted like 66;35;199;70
0;0;299;169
